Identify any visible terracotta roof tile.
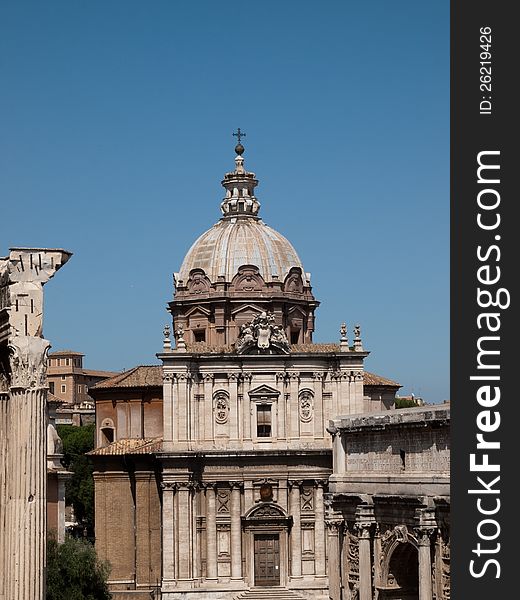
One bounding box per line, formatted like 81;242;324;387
89;437;163;456
82;368;120;378
363;371;401;387
91;365;162;390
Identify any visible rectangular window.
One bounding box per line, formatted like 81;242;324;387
257;404;272;438
77;385;82;395
65;358;70;366
61;375;66;380
49;382;55;394
194;329;206;343
61;384;66;394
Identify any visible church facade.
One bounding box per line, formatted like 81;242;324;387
90;142;404;600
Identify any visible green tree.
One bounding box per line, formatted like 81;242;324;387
46;535;111;600
57;423;96;534
395;397;419;409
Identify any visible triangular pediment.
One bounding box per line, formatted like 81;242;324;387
230;303;265;316
185;305;211;317
248;384;280;397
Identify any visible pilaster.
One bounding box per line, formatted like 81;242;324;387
288;479;303;579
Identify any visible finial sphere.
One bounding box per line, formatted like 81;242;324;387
235;142;245;155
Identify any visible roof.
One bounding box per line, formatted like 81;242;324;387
47;392;68;405
82;368;120;378
363;371;401;388
49;350;85;356
91;363;398;390
91;365;163;390
178;217;306;284
88;437;163;456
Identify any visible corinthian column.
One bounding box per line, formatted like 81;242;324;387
230;481;243;579
7;337;50;600
355;505;375;600
416;528;434;600
326;518;342;600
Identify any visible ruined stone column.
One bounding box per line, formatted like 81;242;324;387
289;480;302;578
205;484;218;581
0;248;71;600
230;482;243;579
314;480;326;577
416;529;434;600
326;519;342;600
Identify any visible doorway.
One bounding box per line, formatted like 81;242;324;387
254;534;280;586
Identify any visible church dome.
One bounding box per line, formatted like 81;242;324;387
177;143;306;285
178;218;305;284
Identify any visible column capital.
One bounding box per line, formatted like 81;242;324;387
354;504;376;538
415;527;436;546
163;372;175;383
229;480;244;490
314;479;328;489
288;371;300;381
228;372;239;382
325;519;343;535
8;335;50;390
288;479;304;489
312;371;324;381
202;373;214;382
202;481;217;491
275;371;286;381
161;481;178;491
241;371;253;382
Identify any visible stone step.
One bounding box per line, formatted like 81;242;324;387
234;589;307;600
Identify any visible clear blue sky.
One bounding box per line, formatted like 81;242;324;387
1;1;449;402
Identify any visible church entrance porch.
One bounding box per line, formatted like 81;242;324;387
254;534;280;586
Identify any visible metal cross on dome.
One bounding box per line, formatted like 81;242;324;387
233;128;246;144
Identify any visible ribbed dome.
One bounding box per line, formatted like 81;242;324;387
178;217;305;284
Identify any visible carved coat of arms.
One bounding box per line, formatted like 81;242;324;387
235;312;290;354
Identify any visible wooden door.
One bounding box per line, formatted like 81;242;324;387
254;534;280;586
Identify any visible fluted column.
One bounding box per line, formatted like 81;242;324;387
205;484;218;580
161;482;177;582
230;482;243;579
289;480;302;578
6;337;50;600
416;528;435;600
326;519;342;600
314;480;327;576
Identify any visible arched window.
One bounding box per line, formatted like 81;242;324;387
100;418;115;447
